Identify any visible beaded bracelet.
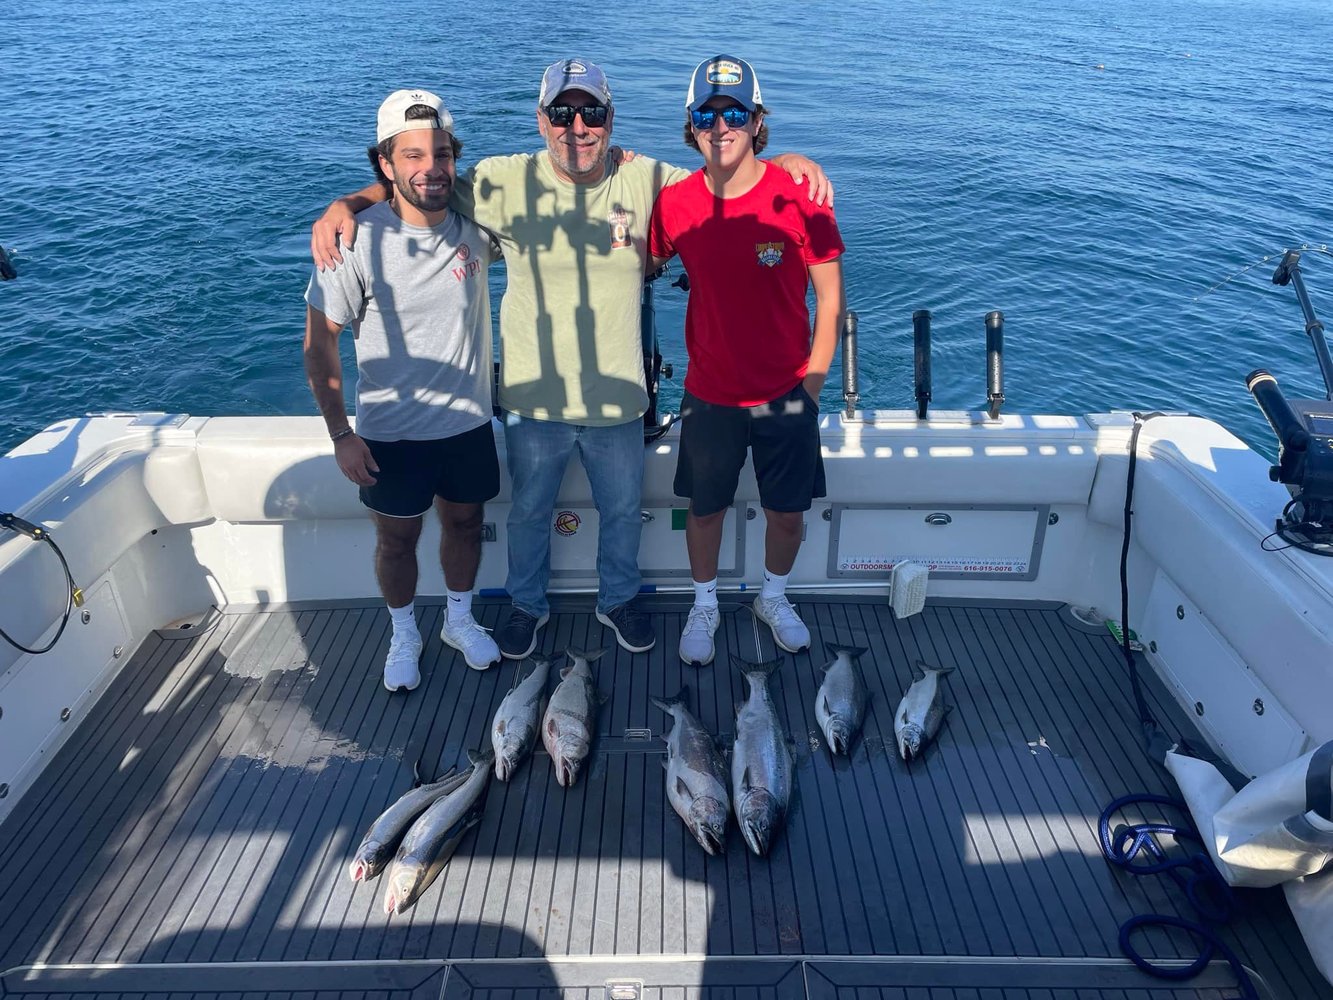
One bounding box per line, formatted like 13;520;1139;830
330;427;355;442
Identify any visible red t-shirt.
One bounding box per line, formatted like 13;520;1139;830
648;161;844;406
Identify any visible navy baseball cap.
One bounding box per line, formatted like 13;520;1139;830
686;55;763;113
539;58;613;106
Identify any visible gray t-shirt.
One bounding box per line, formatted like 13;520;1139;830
305;202;495;441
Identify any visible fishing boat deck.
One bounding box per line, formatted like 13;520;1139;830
0;594;1325;999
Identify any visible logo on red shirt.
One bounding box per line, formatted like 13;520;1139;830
755;242;784;267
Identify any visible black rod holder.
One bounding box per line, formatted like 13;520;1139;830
985;310;1005;419
913;309;932;420
1273;250;1333;401
841;310;860;419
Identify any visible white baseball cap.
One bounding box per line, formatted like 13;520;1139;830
377;89;454;144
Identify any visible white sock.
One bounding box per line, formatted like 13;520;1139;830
760;569;788;601
446;589;474;623
388;602;418;635
693;578;719;609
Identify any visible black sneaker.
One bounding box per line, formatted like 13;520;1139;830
596;601;655;653
498;606;549;660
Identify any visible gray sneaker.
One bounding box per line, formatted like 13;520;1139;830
752;594;810;653
596;601;655;653
679;604;720;666
498;606;549;660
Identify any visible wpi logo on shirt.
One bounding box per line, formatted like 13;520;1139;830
755;242;784;267
452;243;482;282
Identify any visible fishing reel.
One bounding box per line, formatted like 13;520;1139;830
1245;251;1333;555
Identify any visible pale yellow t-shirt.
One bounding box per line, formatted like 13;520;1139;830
454;153;690;426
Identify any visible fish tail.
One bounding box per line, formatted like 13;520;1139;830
413;760;456;787
467;746;497;766
740;658;781;693
650;685;689;714
566;646;610;662
823;642;869;661
739;657;781;677
916;659;956;678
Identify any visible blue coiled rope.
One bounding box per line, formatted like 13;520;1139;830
1099;793;1259;999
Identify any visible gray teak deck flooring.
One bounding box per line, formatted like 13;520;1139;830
0;595;1324;999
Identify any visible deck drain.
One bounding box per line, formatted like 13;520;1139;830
623;728;652;742
605;979;641;1000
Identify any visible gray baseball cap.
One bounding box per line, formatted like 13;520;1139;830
539;58;613;106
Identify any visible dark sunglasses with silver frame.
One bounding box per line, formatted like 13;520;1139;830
543;104;610;128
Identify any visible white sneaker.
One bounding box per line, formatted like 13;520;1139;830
383;631;423;691
679;604;721;666
441;614;501;671
752;594;811;653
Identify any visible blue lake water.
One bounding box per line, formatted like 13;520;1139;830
2;0;1331;455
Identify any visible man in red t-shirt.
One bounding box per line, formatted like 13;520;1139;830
649;55;845;666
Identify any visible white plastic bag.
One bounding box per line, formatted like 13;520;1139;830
1166;741;1333;984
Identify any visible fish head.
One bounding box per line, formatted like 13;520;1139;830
348;840;388;883
825;718;853;756
552;736;589;786
687;796;730;855
384;863;424;916
737;788;781;856
898;724;924;761
494;733;529;781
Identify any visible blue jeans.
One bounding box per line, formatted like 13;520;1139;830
503;414;644;617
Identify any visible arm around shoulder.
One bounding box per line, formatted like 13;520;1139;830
768;152;833;207
310;182;388;271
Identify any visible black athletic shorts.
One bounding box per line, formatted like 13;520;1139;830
674;384;826;517
359;422;500;517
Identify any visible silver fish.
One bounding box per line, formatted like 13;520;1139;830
651;686;730;855
383;749;493;915
491;656;553;781
816;643;870;755
894;660;955;761
731;659;793;857
347;765;468;883
542;647;607;787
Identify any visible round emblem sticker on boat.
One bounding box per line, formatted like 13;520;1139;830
554;511;581;536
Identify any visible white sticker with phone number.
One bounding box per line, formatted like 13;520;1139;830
838;555;1029;573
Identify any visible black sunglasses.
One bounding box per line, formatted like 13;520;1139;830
690;106;752;130
544;104;610;128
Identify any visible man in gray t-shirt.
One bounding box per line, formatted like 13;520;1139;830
304;89;502;690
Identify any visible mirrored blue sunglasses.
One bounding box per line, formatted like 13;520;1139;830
690;106;752;130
